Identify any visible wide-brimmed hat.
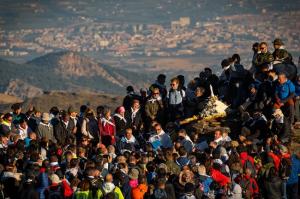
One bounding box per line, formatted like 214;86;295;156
41;112;50;121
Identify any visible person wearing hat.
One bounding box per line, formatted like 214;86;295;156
36;113;57;143
272;38;293;64
44;174;73;198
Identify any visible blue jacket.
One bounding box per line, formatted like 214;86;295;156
287;154;300;184
275;80;295;100
294;81;300;97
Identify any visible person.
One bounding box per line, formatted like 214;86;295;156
254;42;274;69
286;148;300;199
294;75;300;123
235;168;259;199
16;118;31;140
81;108;100;142
11;103;26;126
125;100;143;134
100;173;124;199
274;72;295;125
36;113;56;143
264;166;283;199
131;175;148;199
53;111;76;145
114;106;128;137
123;86;140;110
272;38;293;64
145;88;164;128
250;42;260;74
149;74;167;99
117;128;139;154
99;107;116;146
177;129;194;153
148;123;172;150
167;77;186;121
0;113;14;136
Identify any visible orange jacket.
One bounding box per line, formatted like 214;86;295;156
131;184;148;199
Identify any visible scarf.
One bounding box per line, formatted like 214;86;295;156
114;113;127;123
101;117;115;127
131;107;139;121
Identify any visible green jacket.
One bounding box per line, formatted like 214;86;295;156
254;51;274;67
75;187;124;199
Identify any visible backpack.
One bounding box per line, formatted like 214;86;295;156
279;157;292;179
244;159;256;177
239;178;252;199
47;186;63;199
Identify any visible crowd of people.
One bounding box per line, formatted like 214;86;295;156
0;38;300;199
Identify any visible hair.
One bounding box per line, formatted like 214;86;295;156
178;146;187;156
157;74;166;79
259;42;268;47
170;77;179;84
78;179;91;191
232;54;241;63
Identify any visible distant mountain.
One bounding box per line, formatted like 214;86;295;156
0;51;151;98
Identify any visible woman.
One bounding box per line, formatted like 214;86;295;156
81;108;100;143
99;107;116;146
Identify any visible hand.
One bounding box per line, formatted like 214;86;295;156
72;127;77;134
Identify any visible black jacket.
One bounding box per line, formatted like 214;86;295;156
53;120;75;145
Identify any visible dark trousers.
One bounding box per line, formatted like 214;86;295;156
286;183;298;199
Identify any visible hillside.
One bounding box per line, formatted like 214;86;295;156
0;91;122;113
0;51;151;98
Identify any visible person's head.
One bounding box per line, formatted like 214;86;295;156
278;73;287;85
132;99;140;110
0;135;9;145
84;108;94;118
61;111;70;122
249;84;257;94
157;74;166;85
11;103;22;115
138;175;147;185
80;105;88;114
294;147;300;159
244;168;252;176
184;182;195;194
232;54;241;64
116;106;125;116
154;123;163;134
151;88;160;99
28;132;36;140
177;75;185;88
19;118;27;129
214;130;222;140
41;112;50;124
273;38;284;50
197;164;206;175
49;106;59;116
178;146;187;157
178;129;187;139
252;42;259;53
195;87;205;97
126;86;134;94
221;59;230;70
204;67;212;77
170;77;179;90
3;113;13;123
105;173;113;183
68;106;77;118
156;178;166;189
259;42;268;53
103;107;111;119
125;128;133;140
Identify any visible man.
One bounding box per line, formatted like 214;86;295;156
145;88;164;128
254;42;274;69
274;73;295;125
10;103;26;126
53;111;75;145
272;38;293;64
250;42;260;74
36;113;56;143
123;86;140;110
149;123;172;150
117;128;139;154
177;129;194;153
125;100;143;134
167;77;186;121
149;74;167;99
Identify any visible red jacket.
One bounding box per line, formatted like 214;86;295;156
240;152;255;167
235;174;259;195
99;117;116;143
210;168;230;187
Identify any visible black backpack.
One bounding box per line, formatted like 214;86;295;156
47;186;63;199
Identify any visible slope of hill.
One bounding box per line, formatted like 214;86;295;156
0;51;151;97
0;91;122;113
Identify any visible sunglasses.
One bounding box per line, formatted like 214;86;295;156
153;93;159;95
170;84;176;86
